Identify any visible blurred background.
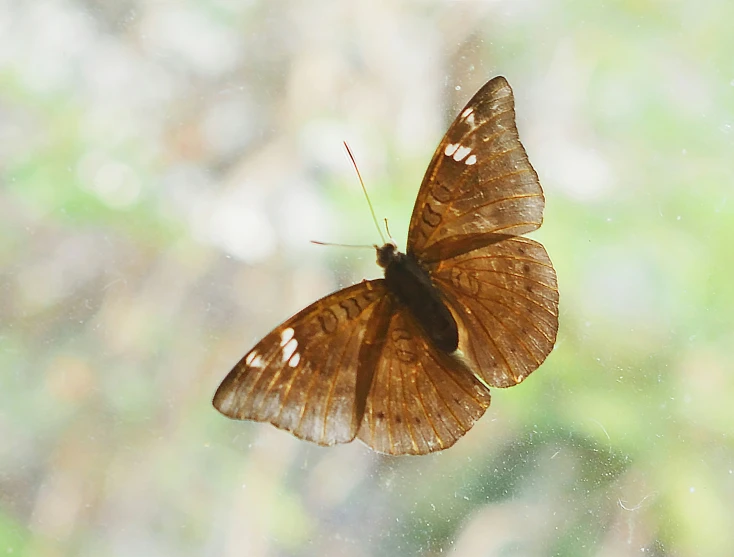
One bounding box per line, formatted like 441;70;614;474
1;0;733;555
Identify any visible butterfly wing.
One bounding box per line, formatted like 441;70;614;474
213;280;393;446
215;76;555;454
405;76;559;387
357;302;492;455
430;236;559;388
408;76;544;263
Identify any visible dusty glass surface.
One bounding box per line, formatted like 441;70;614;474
1;1;733;556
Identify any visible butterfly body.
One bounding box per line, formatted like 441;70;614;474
379;243;459;353
214;76;559;455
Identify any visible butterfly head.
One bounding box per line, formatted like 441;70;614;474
375;241;400;269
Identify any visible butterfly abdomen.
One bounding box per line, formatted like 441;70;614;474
381;248;459;353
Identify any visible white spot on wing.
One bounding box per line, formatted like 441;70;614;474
280;327;295;346
245;351;258;365
288;352;301;367
465;154;477;165
281;338;298;362
453;145;472;162
444;143;459;157
251;354;264;368
461;107;474;118
465;112;476;127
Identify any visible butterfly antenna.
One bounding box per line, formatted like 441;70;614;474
383;217;394;243
343;141;386;245
310;240;374;249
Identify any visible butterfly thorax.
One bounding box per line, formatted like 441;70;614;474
376;242;459;353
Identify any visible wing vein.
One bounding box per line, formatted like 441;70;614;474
453;108;513;150
320;322;362;441
248;339;297;416
413;360;441;446
453;251;556;272
419;363;456;449
458;297;514;378
444;146;533;222
452;190;540;221
269;333;317;423
386;357;395;452
476;292;554;351
296;318;357;437
430;356;488;407
440;270;559;315
488;221;540;234
472;274;558;315
399;357;420;453
472;297;542;370
424;362;458;448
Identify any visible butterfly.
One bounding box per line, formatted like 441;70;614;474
213;76;559;455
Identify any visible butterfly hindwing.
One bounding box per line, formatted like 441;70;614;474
408;76;545;263
213;280;391;446
431;236;559;388
357;304;492;455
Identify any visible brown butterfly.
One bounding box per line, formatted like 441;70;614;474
213;76;559;455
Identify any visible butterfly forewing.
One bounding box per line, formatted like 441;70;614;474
213;280;390;446
358;305;491;455
408;76;544;263
431;237;559;388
